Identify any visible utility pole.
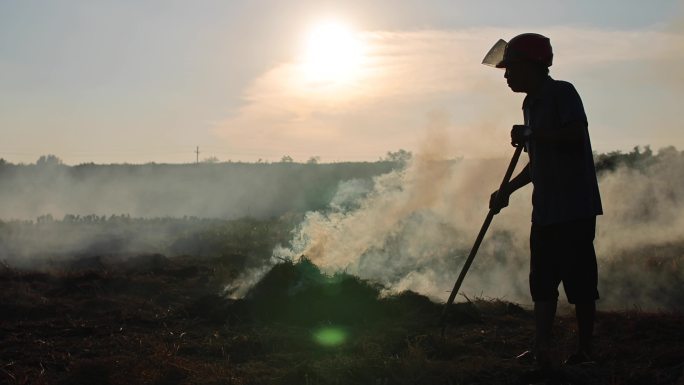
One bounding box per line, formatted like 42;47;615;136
195;146;200;164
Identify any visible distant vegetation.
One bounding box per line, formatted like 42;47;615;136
1;146;678;221
594;145;680;174
0;159;400;220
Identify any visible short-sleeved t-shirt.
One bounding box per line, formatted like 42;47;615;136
524;76;603;226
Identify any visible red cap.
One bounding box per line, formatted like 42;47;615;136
496;33;553;68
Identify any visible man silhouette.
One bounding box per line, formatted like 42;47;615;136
485;33;603;369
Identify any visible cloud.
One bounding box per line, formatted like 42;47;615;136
214;29;510;160
214;26;684;161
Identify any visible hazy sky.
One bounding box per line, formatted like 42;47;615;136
2;0;683;164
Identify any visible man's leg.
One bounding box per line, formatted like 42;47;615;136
529;222;561;368
575;301;595;354
565;217;599;363
534;300;557;367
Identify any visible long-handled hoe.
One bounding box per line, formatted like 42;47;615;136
440;144;523;336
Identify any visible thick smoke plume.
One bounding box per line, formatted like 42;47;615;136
271;142;684;311
273;126;531;304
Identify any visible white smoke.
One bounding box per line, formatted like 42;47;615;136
595;148;684;255
264;118;532;304
267;139;684;310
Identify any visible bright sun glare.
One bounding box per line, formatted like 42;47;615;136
301;20;365;84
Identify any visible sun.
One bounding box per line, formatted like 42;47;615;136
301;20;365;84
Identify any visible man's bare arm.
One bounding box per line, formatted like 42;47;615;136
490;163;531;213
505;163;532;194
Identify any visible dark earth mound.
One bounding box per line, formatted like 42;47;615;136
0;255;682;385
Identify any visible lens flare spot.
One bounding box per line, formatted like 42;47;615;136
313;327;347;347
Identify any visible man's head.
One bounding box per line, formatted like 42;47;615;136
487;33;553;93
496;33;553;69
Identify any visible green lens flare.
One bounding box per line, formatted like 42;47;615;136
313;327;346;347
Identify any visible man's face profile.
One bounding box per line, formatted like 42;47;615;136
504;61;535;93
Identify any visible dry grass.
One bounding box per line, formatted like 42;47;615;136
0;256;682;385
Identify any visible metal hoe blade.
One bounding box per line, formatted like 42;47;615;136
440;145;523;334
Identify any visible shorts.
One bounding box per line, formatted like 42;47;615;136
529;217;599;304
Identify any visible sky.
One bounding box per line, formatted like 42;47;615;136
1;0;684;164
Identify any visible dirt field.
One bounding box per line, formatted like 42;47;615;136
0;255;682;385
